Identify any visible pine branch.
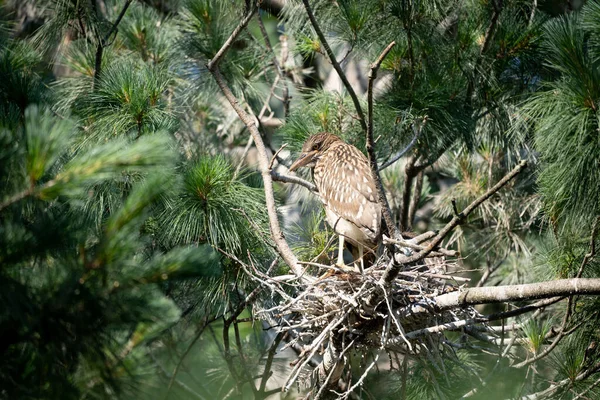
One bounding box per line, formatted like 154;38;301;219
206;4;311;283
406;278;600;315
382;160;527;284
366;41;400;241
301;0;367;134
93;0;133;89
521;360;600;399
377;119;421;171
465;0;503;102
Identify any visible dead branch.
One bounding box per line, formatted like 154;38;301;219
271;169;318;192
427;278;600;311
93;0;133;88
301;0;367;134
365;41;402;242
207;4;311;283
382;160;527;284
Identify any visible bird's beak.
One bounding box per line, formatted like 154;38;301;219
289;151;317;172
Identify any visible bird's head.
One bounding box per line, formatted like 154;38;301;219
289;132;341;172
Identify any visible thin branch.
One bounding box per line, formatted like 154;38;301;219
93;0;133;88
233;134;255;180
206;6;257;70
233;320;258;395
382;160;527;284
465;0;503;102
377;119;422;171
301;0;367;133
257;12;290;116
521;361;600;399
513;218;600;368
271;169;317;192
572;374;600;400
477;253;509;287
151;353;209;400
399;155;416;231
258;331;284;394
528;0;537;27
405;160;526;261
391;297;564;345
0;187;34;212
365;41;399;241
402;0;415;85
577;216;600;278
383;236;457;257
206;7;311;283
165;318;212;398
269;143;287;170
407;170;423;230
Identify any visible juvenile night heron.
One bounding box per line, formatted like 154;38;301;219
289;132;382;273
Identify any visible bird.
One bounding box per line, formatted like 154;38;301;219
289;132;382;273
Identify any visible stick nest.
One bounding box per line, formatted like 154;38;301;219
255;249;480;393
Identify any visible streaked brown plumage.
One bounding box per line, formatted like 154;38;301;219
289;132;382;272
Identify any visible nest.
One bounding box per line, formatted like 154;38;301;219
253;242;480;396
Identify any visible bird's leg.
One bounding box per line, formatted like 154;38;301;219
335;235;359;273
355;244;365;274
336;235;345;267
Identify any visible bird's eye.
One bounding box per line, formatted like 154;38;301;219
312;144;319;150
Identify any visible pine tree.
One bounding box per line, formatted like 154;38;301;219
3;0;600;399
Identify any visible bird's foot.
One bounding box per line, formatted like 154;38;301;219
335;262;359;273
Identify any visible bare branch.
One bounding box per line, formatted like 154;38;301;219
364;41;400;243
271;169;317;192
403;161;526;264
381;160;527;284
377;121;421;171
207;9;312;282
257;12;290;116
301;0;367;133
407;170;424;230
431;278;600;311
206;7;257;71
93;0;133;88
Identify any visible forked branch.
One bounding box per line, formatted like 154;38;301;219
381;160;528;284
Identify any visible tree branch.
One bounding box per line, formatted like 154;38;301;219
256;12;290;116
93;0;133;89
407;170;423;230
364;41;400;242
382;160;527;284
206;6;311;283
271;169;317;192
301;0;367;133
424;278;600;313
521;361;600;399
465;0;503;102
404;160;526;262
377;118;422;171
